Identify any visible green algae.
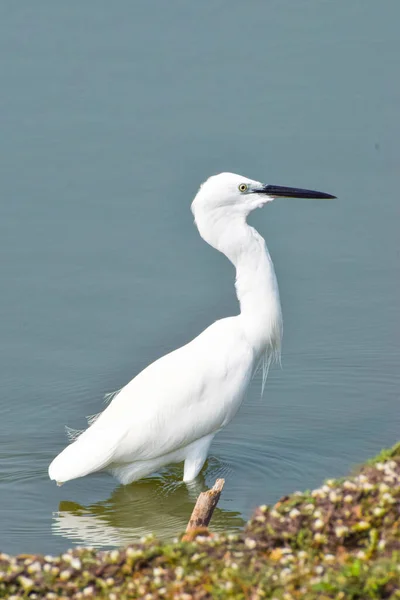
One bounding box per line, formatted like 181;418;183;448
365;441;400;466
2;443;400;599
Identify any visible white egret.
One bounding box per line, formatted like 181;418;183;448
49;172;334;486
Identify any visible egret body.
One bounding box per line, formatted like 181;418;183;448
49;173;334;485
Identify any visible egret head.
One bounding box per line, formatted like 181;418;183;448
192;173;268;220
191;172;335;255
191;172;335;221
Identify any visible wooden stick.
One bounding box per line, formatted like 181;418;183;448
185;478;225;532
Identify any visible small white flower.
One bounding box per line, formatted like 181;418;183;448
373;507;385;517
225;581;233;590
175;566;184;579
27;561;41;574
324;554;335;563
384;474;395;483
313;519;324;530
18;576;34;591
281;554;294;564
70;558;81;570
280;568;292;580
335;525;349;537
343;480;357;490
62;553;72;563
362;482;374;492
382;492;395;503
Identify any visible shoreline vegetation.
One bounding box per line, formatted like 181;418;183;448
1;443;400;599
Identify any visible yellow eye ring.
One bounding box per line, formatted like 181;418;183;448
238;183;248;192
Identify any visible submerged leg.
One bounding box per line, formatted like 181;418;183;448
183;434;215;483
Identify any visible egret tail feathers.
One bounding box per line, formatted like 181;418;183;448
65;425;84;443
48;428;118;484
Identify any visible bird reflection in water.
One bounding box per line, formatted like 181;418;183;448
51;460;244;548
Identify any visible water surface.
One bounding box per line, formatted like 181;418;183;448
0;1;399;554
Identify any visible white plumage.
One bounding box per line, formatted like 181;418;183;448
49;172;334;486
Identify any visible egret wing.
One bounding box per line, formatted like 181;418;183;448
49;318;253;483
98;318;252;461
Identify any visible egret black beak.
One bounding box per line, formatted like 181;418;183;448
254;184;336;199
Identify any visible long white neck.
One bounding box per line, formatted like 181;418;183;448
195;210;282;361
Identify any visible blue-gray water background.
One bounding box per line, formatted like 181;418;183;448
0;1;399;554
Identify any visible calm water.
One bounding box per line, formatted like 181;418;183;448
0;1;399;555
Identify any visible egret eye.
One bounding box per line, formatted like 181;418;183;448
238;183;248;193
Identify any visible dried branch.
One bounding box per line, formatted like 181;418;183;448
185;478;225;532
